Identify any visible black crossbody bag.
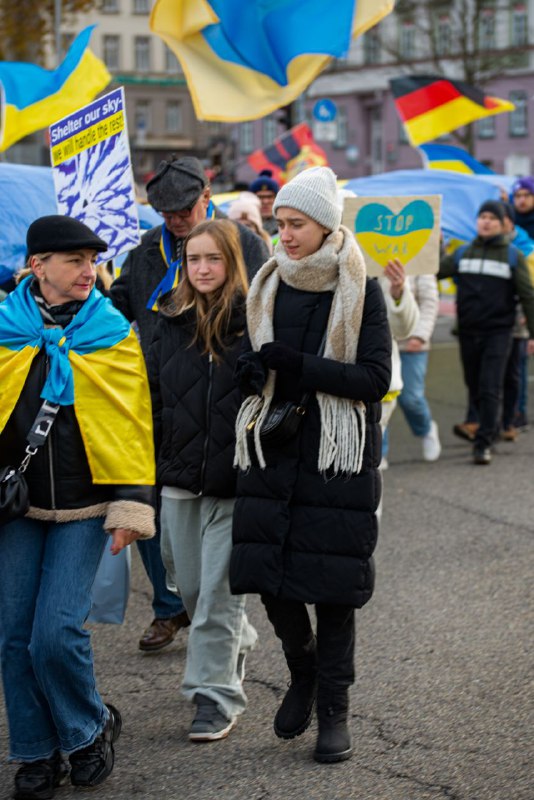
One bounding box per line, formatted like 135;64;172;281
0;400;60;525
247;333;327;447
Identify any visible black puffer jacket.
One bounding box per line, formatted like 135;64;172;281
0;350;152;511
230;278;391;608
111;213;269;356
148;298;246;496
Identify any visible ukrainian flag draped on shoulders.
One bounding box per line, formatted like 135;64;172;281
150;0;394;121
0;278;155;485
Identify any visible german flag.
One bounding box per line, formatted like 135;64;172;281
390;75;515;146
247;123;328;185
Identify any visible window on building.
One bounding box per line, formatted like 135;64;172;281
103;35;120;71
509;90;528;137
477;116;496;139
478;8;496;50
511;4;528;47
102;0;119;12
165;46;181;74
135;100;152;136
133;0;150;13
165;101;182;134
363;29;381;64
263;116;277;145
335;107;348;148
435;14;452;56
239;122;254;154
399;20;415;60
135;36;151;72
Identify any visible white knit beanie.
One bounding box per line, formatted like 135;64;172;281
273;166;341;231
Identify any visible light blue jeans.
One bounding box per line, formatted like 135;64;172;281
161;496;257;721
0;516;109;761
398;351;433;437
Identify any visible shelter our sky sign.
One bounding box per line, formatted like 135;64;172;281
343;195;442;277
49;87;139;264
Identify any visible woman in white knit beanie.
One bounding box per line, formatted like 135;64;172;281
231;166;391;764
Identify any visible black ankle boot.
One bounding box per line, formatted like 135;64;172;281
69;704;122;788
13;752;69;800
313;686;353;763
274;651;317;739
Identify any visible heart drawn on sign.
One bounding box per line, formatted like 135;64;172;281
354;200;435;268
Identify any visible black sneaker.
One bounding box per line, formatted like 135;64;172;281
13;752;69;800
69;704;122;788
473;446;492;465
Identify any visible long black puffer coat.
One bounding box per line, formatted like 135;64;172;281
230;278;391;608
147;298;246;497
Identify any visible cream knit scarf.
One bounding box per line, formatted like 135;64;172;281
234;224;367;475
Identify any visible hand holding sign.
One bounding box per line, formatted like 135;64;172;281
342;196;441;277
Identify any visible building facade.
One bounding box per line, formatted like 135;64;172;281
236;0;534;184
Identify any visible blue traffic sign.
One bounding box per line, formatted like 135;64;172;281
312;98;337;122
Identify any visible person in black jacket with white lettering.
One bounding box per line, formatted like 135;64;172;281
231;167;391;764
148;219;257;744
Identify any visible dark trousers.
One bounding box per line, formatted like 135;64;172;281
459;330;512;448
502;338;526;429
261;594;355;688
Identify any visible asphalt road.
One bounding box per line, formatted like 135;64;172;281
1;330;533;800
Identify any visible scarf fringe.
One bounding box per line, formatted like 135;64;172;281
317;395;367;475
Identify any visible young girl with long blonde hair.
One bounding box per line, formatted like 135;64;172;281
147;219;257;742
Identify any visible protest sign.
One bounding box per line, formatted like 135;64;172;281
49;87;139;262
342;195;441;277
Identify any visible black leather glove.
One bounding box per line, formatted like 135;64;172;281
234;351;267;396
259;341;303;374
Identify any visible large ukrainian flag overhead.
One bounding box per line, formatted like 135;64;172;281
150;0;395;121
0;26;110;152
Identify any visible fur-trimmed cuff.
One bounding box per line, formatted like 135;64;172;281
104;501;155;539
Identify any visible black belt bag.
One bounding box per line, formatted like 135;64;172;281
0;400;59;526
246;333;326;447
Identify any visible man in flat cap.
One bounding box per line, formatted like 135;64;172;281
110;156;269;653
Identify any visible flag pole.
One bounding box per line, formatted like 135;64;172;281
55;0;62;66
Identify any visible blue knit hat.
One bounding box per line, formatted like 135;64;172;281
249;169;279;195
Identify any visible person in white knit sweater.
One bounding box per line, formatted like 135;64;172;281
397;274;441;461
379;259;419;467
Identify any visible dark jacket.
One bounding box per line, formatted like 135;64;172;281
230;278;391;608
439;234;534;336
515;210;534;239
0;350;152;511
110;212;270;356
148;299;246;497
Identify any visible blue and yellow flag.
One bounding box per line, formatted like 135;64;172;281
150;0;394;121
0;278;154;485
0;26;110;152
419;144;495;175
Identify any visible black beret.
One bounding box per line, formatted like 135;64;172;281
477;200;505;223
146;156;208;212
27;215;108;256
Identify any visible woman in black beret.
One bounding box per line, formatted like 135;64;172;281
0;215;156;799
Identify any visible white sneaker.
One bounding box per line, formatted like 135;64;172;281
379;456;389;470
422;420;441;461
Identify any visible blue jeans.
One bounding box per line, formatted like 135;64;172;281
136;513;184;619
398;352;432;437
0;516;109;761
